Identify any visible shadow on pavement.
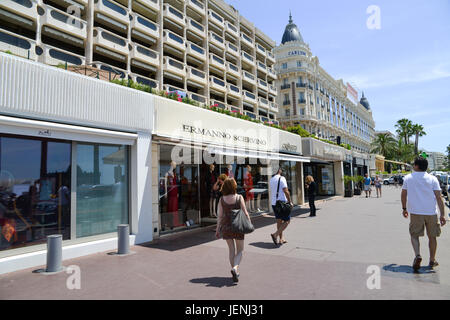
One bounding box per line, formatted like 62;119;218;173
190;276;237;288
383;264;436;274
249;242;279;250
140;207;309;252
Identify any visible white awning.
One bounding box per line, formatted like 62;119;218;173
206;147;310;163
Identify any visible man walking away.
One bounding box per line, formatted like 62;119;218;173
363;173;372;198
305;176;317;217
401;157;447;272
270;168;293;246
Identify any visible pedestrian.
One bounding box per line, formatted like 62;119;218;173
215;178;251;283
305;175;317;217
374;175;382;198
269;168;293;246
363;173;372;198
401;157;447;272
394;175;399;188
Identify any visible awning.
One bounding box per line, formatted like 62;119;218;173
206;147;310;163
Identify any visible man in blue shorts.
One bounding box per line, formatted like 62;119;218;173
363;173;372;198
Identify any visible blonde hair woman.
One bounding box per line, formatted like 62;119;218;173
305;175;317;217
215;178;251;283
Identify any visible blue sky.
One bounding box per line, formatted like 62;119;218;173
227;0;450;153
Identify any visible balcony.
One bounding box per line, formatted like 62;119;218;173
134;0;160;13
226;62;240;78
269;84;277;96
242;90;257;104
187;0;205;16
282;100;291;106
241;51;254;66
130;73;159;89
187;66;207;85
186;41;206;60
257;61;267;73
94;0;129;25
267;51;275;63
225;41;239;58
163;29;185;51
209;76;226;92
244;111;257;120
186;17;206;38
0;0;38;21
260;116;269;123
130;13;159;40
40;5;87;40
0;28;36;60
208;31;225;50
208;10;224;29
280;84;291;90
188;92;207;106
38;44;85;66
242;71;256;86
163;57;186;78
93;27;128;57
163;4;186;28
267;67;276;80
296;82;307;88
258;79;268;91
209;53;225;70
258;97;269;108
270;102;279;113
240;32;253;48
225;21;239;38
227;83;240;98
130;44;159;67
298;98;307;104
256;43;266;57
211;100;227;110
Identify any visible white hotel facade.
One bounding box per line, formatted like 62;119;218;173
274;15;375;154
0;0;279;122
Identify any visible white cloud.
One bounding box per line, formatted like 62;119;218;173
341;59;450;89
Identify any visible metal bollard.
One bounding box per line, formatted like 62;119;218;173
117;225;130;255
46;235;63;273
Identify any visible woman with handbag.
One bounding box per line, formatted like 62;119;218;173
215;178;252;283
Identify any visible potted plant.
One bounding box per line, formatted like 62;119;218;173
344;175;354;197
353;176;364;195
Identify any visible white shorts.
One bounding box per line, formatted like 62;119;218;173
364;185;372;191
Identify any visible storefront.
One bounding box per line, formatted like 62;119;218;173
301;138;349;198
152;98;309;236
352;152;369;176
0;53;154;274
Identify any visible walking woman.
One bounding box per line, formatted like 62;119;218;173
305;175;317;217
374;175;382;198
215;178;251;283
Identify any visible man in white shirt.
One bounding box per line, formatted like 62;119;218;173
401;157;446;272
269;168;293;246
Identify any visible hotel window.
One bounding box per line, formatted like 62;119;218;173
297;61;302;67
285;109;290;117
282;63;287;69
300;108;305;116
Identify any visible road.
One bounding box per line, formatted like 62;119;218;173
1;186;449;300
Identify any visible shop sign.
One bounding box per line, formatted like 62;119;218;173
280;143;298;153
182;125;267;146
38;129;52;137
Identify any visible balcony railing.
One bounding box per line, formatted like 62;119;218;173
296;82;307;88
280;84;291;90
283;100;291;106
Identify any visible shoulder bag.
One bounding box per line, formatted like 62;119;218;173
275;177;293;217
231;195;254;234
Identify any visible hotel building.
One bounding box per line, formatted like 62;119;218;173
0;0;279;122
274;14;375;154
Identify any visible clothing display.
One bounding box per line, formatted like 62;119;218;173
167;171;180;227
244;171;254;200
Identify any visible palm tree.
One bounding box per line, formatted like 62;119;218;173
395;118;413;145
411;124;426;155
370;133;397;157
395;140;415;164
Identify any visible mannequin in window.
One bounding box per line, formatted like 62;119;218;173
206;164;217;217
225;164;234;179
243;165;255;212
164;161;180;228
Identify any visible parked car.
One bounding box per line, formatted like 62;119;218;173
383;175;404;185
436;174;449;197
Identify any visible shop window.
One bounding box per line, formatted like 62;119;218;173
0;135;71;251
279;161;299;205
76;143;129;238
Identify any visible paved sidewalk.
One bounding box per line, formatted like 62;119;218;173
1;187;449;300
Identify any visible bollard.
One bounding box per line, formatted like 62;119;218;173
46;235;63;273
117;224;130;255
